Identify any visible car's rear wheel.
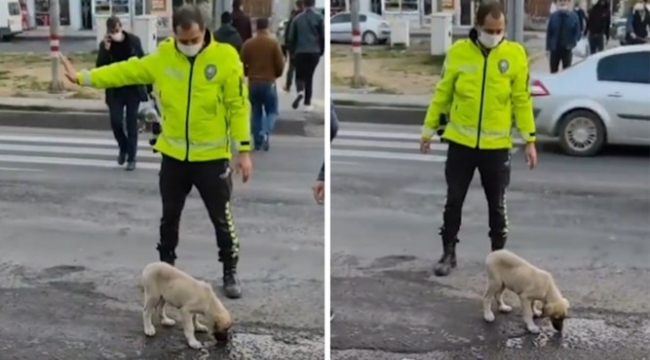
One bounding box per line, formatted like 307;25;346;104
362;31;377;45
558;110;606;157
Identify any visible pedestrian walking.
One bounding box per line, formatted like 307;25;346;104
231;0;252;43
240;18;285;151
283;0;304;92
574;1;588;34
60;5;253;299
313;100;338;205
96;16;148;171
546;0;582;73
420;1;537;277
585;0;611;54
625;1;650;45
287;0;324;112
214;11;243;53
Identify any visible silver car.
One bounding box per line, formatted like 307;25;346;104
330;11;390;45
531;44;650;156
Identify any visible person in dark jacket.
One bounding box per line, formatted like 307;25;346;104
287;0;325;112
283;0;304;92
625;1;650;45
585;0;611;54
96;16;148;171
573;1;588;33
231;0;252;43
314;100;338;205
546;0;581;73
214;11;243;52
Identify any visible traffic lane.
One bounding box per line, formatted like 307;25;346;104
0;136;324;358
331;148;649;355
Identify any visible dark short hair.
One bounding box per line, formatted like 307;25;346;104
233;0;242;9
296;0;303;7
256;17;269;30
221;11;231;24
172;5;205;32
106;16;121;31
475;0;504;26
303;0;315;7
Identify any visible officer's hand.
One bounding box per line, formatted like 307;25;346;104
312;180;324;205
420;137;432;154
59;54;78;84
236;152;252;183
525;142;538;170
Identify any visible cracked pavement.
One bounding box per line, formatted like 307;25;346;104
0;127;325;360
331;123;650;360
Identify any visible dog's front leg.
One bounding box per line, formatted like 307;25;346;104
160;303;176;326
519;295;540;334
180;309;203;349
532;301;543;318
193;314;209;333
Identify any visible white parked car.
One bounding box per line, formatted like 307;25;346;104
531;44;650;156
330;11;390;45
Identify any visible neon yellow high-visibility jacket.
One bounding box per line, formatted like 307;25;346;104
77;31;251;161
422;32;536;149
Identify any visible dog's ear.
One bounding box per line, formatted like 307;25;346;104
561;298;570;309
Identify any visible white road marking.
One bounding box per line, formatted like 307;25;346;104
335;138;448;151
331;149;447;162
0;134;153;147
0;166;44;172
0;143;160;159
0;154;160;170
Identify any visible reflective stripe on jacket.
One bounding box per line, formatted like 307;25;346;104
422;30;536;150
78;30;251;161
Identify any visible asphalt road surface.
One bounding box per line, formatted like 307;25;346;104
330;122;650;360
0;127;325;360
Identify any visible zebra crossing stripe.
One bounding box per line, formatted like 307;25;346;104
331;149;447;162
335;138;448;151
0;154;161;170
0;143;160;159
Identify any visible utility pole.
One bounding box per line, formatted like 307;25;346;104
49;0;64;93
129;0;136;32
350;0;365;87
436;0;442;12
211;0;219;30
506;0;524;43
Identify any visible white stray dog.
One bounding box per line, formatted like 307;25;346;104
141;262;233;349
483;250;570;334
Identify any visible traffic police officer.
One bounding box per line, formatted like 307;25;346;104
60;5;252;298
420;1;538;277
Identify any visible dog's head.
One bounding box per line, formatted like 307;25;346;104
543;298;570;332
212;320;233;344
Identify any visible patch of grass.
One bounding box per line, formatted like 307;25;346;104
0;71;10;80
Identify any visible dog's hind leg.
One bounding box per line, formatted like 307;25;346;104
193;314;209;333
483;280;500;322
160;302;176;327
142;295;158;337
496;286;513;313
180;308;203;349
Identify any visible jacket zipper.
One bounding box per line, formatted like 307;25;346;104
184;59;196;161
475;51;489;149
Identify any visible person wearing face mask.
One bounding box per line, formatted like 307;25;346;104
546;0;581;73
584;0;611;54
95;16;148;171
625;1;650;45
420;1;537;277
61;5;253;300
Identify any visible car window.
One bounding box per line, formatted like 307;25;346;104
597;52;650;84
331;14;351;23
360;15;367;22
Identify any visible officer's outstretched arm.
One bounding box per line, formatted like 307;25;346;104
511;45;536;143
422;46;459;139
223;57;252;153
77;53;157;89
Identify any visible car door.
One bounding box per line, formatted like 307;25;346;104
595;51;650;145
330;13;351;43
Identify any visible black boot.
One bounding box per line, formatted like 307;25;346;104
490;235;507;251
434;230;459;277
223;261;242;299
157;243;176;265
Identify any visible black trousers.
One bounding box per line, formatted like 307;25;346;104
285;57;296;90
442;142;511;242
158;155;239;265
294;53;320;106
549;48;573;74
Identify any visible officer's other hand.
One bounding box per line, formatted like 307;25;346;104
525;142;538;170
420;137;432;154
236;152;252;183
59;54;78;84
312;180;324;205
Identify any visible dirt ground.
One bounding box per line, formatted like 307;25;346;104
330;43;443;95
0;52;103;99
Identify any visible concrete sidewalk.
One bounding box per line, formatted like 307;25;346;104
16;28;174;41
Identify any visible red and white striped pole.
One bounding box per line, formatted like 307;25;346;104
49;0;64;92
350;0;364;87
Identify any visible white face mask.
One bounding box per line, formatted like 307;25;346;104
111;31;124;42
478;31;503;48
177;43;202;57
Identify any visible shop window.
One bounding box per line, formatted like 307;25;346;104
94;0;145;15
384;0;418;12
34;0;71;26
